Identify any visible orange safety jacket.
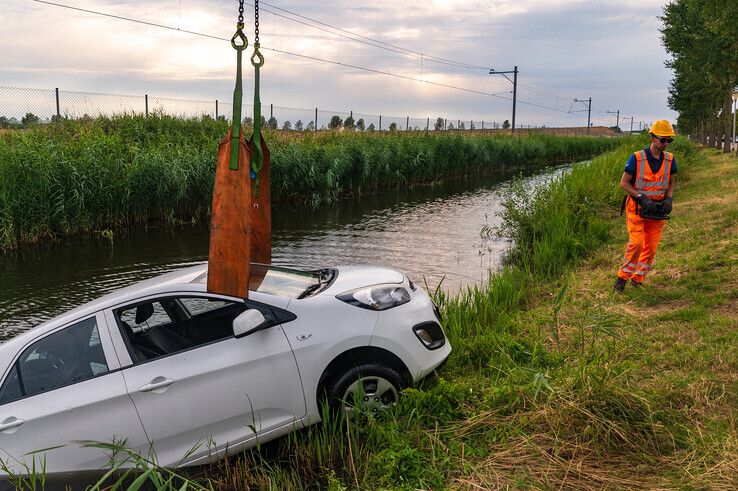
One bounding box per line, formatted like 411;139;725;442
626;150;673;215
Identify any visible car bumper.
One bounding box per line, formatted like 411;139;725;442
368;288;451;382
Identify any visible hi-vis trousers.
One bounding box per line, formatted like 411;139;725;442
617;210;666;284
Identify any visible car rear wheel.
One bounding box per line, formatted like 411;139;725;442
328;364;405;420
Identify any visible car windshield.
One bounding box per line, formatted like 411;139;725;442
193;264;328;299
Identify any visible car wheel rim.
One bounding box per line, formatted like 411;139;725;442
341;376;399;418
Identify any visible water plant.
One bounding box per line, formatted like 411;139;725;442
0;114;619;249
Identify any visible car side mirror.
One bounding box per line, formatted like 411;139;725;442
233;309;267;338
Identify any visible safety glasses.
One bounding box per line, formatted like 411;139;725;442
657;137;673;144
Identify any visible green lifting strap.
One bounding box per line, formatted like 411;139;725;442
229;24;248;170
250;43;265;198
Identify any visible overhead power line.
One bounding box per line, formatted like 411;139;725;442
27;0;600;120
254;1;595;108
254;0;491;73
31;0;225;42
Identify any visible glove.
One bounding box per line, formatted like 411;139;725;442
635;194;654;214
662;197;673;215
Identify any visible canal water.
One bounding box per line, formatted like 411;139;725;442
0;163;568;341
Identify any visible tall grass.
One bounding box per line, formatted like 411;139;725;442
199;135;701;489
0;114;619;249
3;137;708;489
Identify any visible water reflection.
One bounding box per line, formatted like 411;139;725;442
0;163;567;340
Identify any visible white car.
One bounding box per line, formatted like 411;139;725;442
0;263;450;476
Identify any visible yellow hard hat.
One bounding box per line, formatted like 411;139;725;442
649;120;675;137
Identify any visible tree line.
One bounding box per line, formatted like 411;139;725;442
661;0;737;153
0;113;42;129
2;113;512;133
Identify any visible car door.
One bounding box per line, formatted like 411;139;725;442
105;294;305;467
0;313;150;475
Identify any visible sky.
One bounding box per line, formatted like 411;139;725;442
0;0;678;128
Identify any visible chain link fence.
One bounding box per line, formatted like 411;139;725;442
1;85;601;135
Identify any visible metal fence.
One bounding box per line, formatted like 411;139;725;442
1;85;589;133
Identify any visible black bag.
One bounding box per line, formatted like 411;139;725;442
620;195;670;220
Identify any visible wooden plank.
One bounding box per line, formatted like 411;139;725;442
207;129;252;298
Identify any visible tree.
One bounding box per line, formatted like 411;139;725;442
267;116;278;129
356;118;365;131
0;116;11;129
459;121;466;130
282;120;292;130
470;121;475;130
389;122;398;131
447;122;455;130
243;116;254;127
502;119;511;129
295;120;304;131
344;115;356;130
367;123;376;132
306;121;315;131
661;0;738;150
328;115;343;129
434;117;444;130
21;112;40;127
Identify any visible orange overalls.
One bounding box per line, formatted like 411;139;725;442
617;150;673;284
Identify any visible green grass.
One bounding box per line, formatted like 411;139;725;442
9;131;734;489
193;137;738;490
0;114;620;249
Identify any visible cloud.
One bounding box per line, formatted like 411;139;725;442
0;0;676;124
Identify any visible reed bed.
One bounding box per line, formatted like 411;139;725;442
0;114;619;249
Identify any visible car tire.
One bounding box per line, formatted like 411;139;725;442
328;364;406;420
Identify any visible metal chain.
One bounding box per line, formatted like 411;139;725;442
254;0;259;44
237;0;244;29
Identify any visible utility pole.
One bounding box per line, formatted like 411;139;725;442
489;65;518;133
574;97;592;134
625;116;634;133
607;110;620;132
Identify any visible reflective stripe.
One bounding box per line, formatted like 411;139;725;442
622;260;638;268
621;266;636;274
637;262;651;268
633;270;649;276
633;150;670;199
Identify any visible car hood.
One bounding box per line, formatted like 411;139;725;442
322;265;404;295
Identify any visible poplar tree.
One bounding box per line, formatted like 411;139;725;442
662;0;738;153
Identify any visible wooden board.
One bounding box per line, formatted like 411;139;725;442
207;129;252;298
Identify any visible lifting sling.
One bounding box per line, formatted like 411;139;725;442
207;0;252;298
248;1;272;265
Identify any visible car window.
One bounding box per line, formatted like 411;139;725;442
0;317;109;404
192;265;325;298
0;365;22;405
180;298;231;316
120;301;172;333
116;297;251;363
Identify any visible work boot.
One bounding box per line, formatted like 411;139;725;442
630;280;643;288
613;277;627;293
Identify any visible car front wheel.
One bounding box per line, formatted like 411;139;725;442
329;364;405;420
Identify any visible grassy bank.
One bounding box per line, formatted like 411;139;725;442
0;114;619;249
5;139;736;489
195;139;738;489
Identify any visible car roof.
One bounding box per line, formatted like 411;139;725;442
1;264;209;355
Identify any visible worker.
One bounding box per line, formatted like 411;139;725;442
614;120;677;292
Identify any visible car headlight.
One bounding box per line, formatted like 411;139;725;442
336;284;411;311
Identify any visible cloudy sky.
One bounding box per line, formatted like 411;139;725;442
1;0;677;128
